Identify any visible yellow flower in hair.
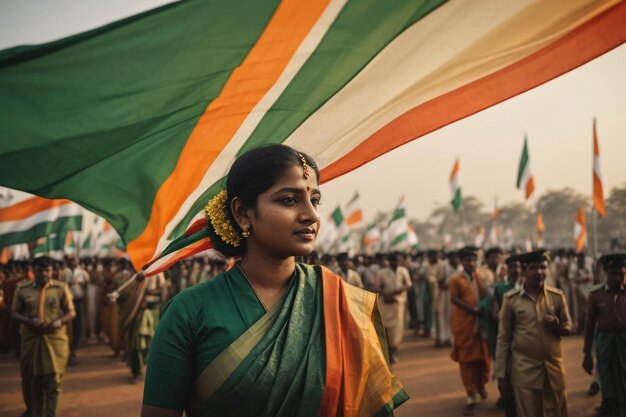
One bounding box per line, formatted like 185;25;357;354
204;190;241;247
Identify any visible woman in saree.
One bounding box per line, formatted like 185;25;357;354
141;144;407;417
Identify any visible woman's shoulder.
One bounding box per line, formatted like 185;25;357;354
165;270;232;311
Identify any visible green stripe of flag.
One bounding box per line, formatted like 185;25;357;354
169;0;446;238
516;137;530;188
388;208;406;224
0;0;280;242
81;234;91;250
390;232;408;247
451;188;462;213
0;215;82;247
331;207;344;227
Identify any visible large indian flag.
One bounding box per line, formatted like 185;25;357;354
1;0;625;271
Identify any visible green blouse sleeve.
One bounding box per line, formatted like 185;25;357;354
143;294;195;410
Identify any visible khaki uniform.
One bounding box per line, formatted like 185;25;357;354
495;285;572;417
12;279;75;417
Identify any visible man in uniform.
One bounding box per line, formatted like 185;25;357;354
582;253;626;416
449;246;491;416
495;249;572;417
11;256;76;417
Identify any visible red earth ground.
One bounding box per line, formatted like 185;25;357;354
0;333;601;416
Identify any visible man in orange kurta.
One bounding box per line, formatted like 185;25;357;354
449;246;491;416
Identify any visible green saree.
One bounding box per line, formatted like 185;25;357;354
143;263;407;416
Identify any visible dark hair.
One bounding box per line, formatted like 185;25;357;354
208;144;319;257
485;246;503;257
32;256;54;268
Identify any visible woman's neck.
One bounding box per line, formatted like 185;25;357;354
239;253;295;290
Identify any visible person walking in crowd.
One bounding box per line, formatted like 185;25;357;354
491;253;522;414
117;271;155;384
478;247;505;286
141;145;407;417
424;250;446;347
449;246;492;416
11;256;76;417
495;249;573;417
582;253;626;417
67;258;88;366
573;252;594;332
377;252;412;364
337;252;364;288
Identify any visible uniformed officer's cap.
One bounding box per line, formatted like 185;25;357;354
518;249;551;265
598;253;626;269
457;246;479;259
504;254;521;265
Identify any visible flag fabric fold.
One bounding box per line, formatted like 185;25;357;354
516;136;535;200
386;197;413;251
362;222;381;253
575;207;587;252
592;119;606;217
344;192;364;228
449;159;462;214
0;197;83;248
1;0;625;271
536;212;545;248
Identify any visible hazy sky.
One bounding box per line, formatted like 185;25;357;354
2;0;625;224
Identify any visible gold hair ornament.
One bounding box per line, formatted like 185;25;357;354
298;153;310;179
204;190;241;247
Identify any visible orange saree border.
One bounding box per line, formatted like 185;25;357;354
319;266;407;417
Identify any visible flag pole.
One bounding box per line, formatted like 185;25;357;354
592;207;598;258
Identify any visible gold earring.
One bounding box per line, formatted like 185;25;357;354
242;224;251;238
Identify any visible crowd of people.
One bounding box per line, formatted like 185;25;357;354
0;244;624;417
0;254;229;416
311;246;625;417
2;144;623;417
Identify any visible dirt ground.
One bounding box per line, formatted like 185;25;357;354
0;333;602;417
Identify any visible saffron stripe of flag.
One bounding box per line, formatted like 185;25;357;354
592;119;606;217
0;197;83;247
492;196;499;221
1;1;625;271
536;213;546;233
344;192;363;227
516;136;535;200
362;222;381;250
450;159;462;213
575;207;587;252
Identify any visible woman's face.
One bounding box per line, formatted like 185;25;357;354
245;164;321;260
